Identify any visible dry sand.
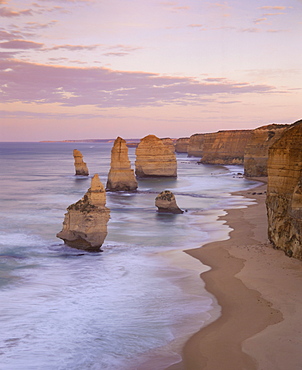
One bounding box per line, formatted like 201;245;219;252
170;181;302;370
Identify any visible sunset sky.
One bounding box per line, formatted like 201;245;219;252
0;0;301;141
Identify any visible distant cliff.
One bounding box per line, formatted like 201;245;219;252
266;119;302;259
187;134;204;157
175;138;189;153
199;130;252;165
244;124;289;177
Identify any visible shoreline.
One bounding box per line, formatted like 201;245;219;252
170;180;302;369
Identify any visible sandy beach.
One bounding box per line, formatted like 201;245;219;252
169;180;302;370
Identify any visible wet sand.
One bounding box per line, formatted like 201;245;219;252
171;181;302;369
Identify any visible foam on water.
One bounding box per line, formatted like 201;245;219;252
0;142;260;369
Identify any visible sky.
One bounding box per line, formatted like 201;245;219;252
0;0;301;141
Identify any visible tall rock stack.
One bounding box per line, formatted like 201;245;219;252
106;137;138;191
73;149;89;176
244;124;289;177
57;174;110;252
135;135;177;177
266;119;302;259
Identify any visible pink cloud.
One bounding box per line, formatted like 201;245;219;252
254;18;267;24
0;40;44;49
0;60;276;108
49;44;100;51
0;6;33;17
259;6;287;10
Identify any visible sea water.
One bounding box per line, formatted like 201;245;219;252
0;142;259;370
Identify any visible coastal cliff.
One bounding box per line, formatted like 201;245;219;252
57;174;110;251
200;130;252;165
175;138;189;153
244;124;289;177
135;135;177;177
73;149;89;176
187;134;204;157
266;119;302;259
106;137;138;191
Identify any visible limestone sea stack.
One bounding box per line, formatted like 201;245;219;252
266;119;302;259
56;174;110;252
135;135;177;177
106;137;138;191
155;190;183;214
73;149;89;176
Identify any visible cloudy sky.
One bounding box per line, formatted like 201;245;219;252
0;0;301;141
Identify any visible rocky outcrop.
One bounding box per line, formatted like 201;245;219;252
106;137;138;191
135;135;177;177
244;124;289;177
155;190;183;214
175;138;190;153
57;174;110;252
266;119;302;259
199;130;252;165
73;149;89;176
187;134;204;157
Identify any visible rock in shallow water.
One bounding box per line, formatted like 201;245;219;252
73;149;89;176
57;174;110;252
155;190;183;214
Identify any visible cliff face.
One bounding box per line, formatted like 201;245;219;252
73;149;89;176
244;124;289;177
266;120;302;259
135;135;177;177
175;138;189;153
106;137;138;191
187;134;204;157
200;130;252;165
57;174;110;252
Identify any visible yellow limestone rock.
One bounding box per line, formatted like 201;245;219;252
56;174;110;252
73;149;89;176
199;130;252;165
175;137;190;153
106;137;138;191
244;124;289;177
135;135;177;177
266;119;302;259
155;190;183;214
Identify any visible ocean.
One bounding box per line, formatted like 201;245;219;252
0;142;259;370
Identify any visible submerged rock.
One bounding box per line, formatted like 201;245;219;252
73;149;89;176
106;137;138;191
135;135;177;177
155;190;183;214
57;174;110;251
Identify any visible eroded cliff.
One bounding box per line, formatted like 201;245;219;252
266;119;302;259
187;134;204;157
199;130;252;165
244;124;289;177
175;138;190;153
